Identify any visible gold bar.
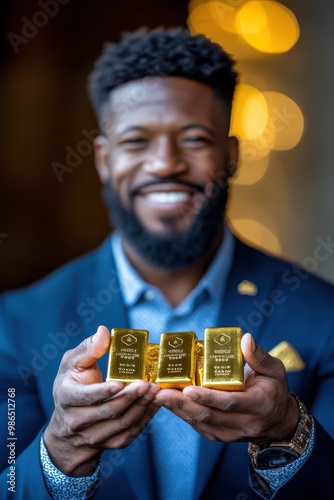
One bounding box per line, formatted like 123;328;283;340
196;340;204;387
202;327;244;391
145;343;160;383
106;328;148;383
156;331;197;389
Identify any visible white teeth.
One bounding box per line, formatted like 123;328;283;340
145;192;191;204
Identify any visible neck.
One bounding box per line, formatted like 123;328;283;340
121;230;224;307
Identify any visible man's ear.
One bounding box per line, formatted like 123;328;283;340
94;135;110;183
226;135;239;179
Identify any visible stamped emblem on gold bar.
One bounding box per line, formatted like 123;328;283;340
202;327;244;391
106;328;148;383
156;331;197;389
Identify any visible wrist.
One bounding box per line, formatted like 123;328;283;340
44;425;101;477
248;393;313;470
275;391;301;442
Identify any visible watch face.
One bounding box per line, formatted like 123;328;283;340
256;447;300;470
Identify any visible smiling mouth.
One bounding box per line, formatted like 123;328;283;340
130;179;205;206
144;191;192;204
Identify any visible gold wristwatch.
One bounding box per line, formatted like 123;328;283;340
248;393;313;470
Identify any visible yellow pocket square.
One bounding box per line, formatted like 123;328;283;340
269;341;305;372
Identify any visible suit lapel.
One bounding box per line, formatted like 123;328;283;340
217;237;283;346
90;236;130;329
79;237;131;375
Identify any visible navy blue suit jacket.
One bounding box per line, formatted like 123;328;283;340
1;236;334;499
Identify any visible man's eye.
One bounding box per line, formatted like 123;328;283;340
182;136;211;147
121;138;146;144
187;136;205;141
119;138;147;149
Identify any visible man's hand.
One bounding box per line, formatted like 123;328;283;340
154;333;299;446
44;326;160;477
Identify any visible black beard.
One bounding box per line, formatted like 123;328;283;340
103;181;229;271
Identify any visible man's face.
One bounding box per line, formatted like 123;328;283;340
94;77;238;267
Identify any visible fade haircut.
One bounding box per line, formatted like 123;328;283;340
88;27;238;121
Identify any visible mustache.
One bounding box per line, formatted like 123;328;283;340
129;178;206;198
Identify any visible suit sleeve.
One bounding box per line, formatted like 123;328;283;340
0;294;52;498
250;316;334;499
249;419;334;500
0;429;53;499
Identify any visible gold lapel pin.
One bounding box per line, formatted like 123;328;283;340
237;280;258;296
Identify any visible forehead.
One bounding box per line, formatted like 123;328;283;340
103;77;229;134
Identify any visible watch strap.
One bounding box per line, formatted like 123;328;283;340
248;393;312;469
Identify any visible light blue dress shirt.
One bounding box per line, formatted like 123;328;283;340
111;227;235;500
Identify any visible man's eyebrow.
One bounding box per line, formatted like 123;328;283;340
116;125;147;136
116;123;217;136
181;123;217;137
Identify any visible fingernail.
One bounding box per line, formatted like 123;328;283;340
242;333;255;352
91;332;97;343
250;334;256;352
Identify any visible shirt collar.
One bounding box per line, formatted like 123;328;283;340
111;225;235;308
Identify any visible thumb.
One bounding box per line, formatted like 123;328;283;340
63;325;111;372
241;333;283;379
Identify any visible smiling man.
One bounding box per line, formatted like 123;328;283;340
95;74;238;304
0;28;334;500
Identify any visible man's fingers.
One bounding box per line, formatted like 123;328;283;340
241;333;285;379
78;400;161;450
76;385;158;428
156;388;255;440
56;383;160;449
60;379;157;408
60;380;125;407
60;325;111;373
163;386;265;416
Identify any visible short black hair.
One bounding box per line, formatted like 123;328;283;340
88;27;238;121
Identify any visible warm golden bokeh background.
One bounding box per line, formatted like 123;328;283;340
1;0;334;293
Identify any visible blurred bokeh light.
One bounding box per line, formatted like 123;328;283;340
188;0;300;55
235;1;300;54
262;91;304;150
187;1;304;257
230;84;268;141
230;218;282;254
187;1;236;46
232;153;269;186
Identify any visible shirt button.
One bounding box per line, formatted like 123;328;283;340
144;290;155;301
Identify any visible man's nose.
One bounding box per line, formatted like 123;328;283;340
143;136;186;175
